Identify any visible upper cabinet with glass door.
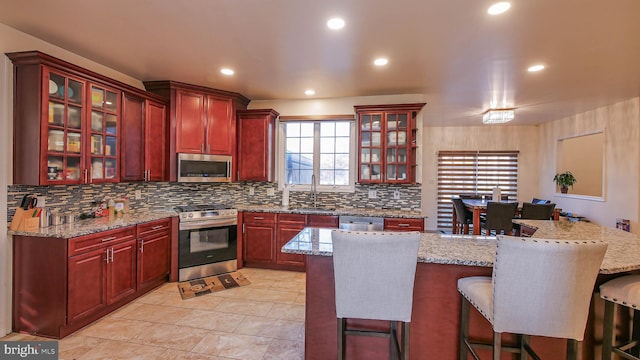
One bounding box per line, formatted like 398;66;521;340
354;103;426;184
45;69;85;184
89;84;120;182
8;51;128;185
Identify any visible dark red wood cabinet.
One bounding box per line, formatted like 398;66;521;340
121;93;168;182
276;214;307;268
383;217;424;232
13;219;173;339
243;212;339;272
8;51;168;186
237;109;279;181
143;81;250;181
354;103;426;184
243;212;277;266
137;219;171;291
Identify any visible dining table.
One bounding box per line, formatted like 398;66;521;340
452;198;561;235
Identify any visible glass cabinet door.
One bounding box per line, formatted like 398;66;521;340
45;70;84;183
359;113;382;181
89;85;119;182
384;112;410;182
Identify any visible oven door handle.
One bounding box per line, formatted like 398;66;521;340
179;218;237;230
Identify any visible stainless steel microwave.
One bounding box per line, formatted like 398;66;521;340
177;153;232;182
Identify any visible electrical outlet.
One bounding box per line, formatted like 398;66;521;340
393;190;400;200
368;189;377;199
249;187;255;196
267;188;275;196
134;190;142;200
35;196;46;208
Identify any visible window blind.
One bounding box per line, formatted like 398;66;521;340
437;150;519;231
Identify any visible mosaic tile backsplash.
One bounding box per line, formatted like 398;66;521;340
7;182;421;222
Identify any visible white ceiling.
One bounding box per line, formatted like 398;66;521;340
1;0;639;126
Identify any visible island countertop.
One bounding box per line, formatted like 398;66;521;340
282;220;640;274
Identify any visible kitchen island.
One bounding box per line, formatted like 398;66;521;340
282;221;640;359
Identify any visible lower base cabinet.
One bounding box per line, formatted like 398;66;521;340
243;212;338;272
383;218;424;232
13;218;172;339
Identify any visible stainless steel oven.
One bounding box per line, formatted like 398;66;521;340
176;205;238;281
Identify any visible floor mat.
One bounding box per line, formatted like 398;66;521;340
177;271;250;300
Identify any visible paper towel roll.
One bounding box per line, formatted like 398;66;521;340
282;185;290;207
492;187;502;202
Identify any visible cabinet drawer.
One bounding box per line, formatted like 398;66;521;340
278;213;306;224
69;227;136;256
137;218;171;238
307;215;339;228
243;212;276;224
383;218;424;232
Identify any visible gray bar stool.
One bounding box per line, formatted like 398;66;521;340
600;275;640;360
457;236;607;360
332;230;421;360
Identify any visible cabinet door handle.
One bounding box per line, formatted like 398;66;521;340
105;249;110;263
201;144;205;153
109;248;114;262
143;169;148;181
151;225;164;230
140;240;144;252
101;236;117;242
83;169;88;183
147;169;151;181
398;223;411;227
254;217;265;220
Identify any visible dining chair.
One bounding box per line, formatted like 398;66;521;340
452;197;473;234
332;230;421;360
521;202;556;220
482;202;518;236
458;235;608;360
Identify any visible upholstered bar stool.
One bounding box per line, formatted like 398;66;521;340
332;230;421;360
600;275;640;360
458;236;607;360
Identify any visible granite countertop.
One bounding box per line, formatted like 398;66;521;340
8;210;177;238
282;221;640;274
237;205;426;219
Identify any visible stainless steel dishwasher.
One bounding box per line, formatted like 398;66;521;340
338;216;384;231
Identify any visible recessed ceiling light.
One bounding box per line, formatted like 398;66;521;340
488;2;511;15
220;68;234;76
373;58;389;66
305;89;315;96
528;64;545;72
327;18;345;30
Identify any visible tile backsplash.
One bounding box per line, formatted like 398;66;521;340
7;182;421;222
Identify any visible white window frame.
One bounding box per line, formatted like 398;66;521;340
277;119;356;193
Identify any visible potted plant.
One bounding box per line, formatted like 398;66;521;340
553;171;577;193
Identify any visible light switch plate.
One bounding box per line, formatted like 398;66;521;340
368;189;377;199
267;188;275;196
249;187;255;196
134;190;142;200
393;190;400;200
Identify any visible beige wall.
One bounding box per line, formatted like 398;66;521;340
557;132;604;197
421;125;540;230
539;98;640;231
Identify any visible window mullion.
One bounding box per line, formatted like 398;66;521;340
313;122;321;180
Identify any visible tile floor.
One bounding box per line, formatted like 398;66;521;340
1;268;306;360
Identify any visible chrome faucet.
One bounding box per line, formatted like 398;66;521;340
309;174;318;208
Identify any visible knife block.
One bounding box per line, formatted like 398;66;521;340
10;208;40;231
